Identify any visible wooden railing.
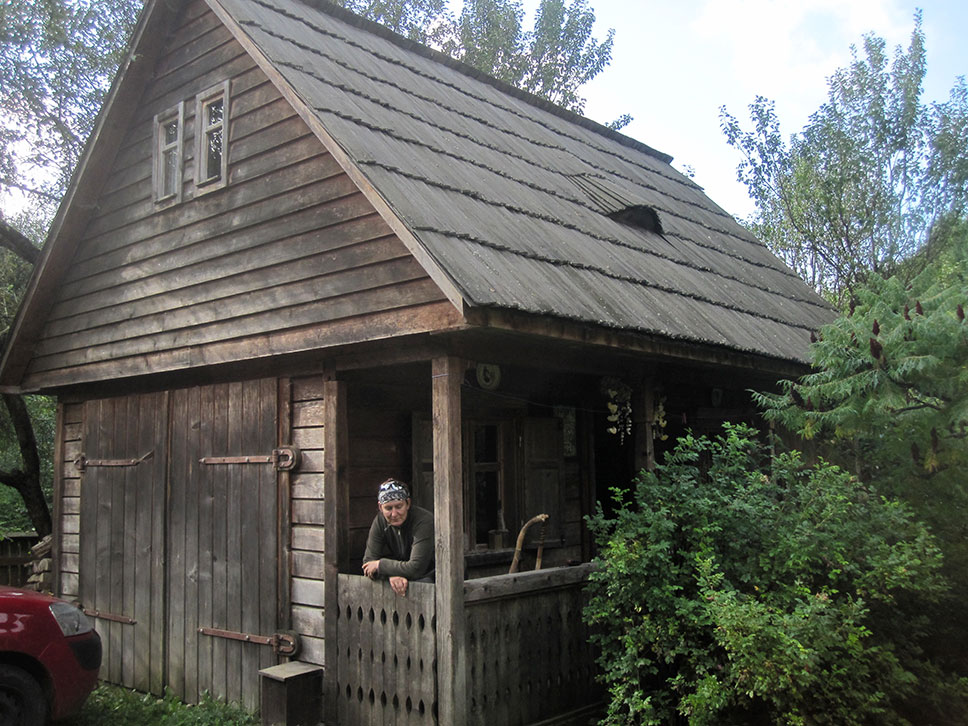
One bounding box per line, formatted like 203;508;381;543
335;565;600;726
336;575;437;725
463;564;600;726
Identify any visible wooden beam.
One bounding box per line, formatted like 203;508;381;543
276;377;293;630
22;301;465;392
462;307;812;377
322;378;348;726
463;563;595;604
431;356;466;725
633;381;656;474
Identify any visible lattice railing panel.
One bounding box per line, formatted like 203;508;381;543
465;582;599;725
336;575;437;725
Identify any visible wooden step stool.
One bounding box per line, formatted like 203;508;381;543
259;661;323;726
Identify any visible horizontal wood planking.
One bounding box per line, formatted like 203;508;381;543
38;232;412;353
61;175;366;296
58;403;83;598
27;298;462;393
290;375;326;665
28;282;455;380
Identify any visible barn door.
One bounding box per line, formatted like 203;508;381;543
167;379;283;711
78;391;169;695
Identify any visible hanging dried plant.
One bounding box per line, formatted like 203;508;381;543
600;376;633;444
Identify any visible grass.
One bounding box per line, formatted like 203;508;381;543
62;683;258;725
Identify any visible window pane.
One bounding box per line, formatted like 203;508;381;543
206;128;222;180
207;98;223;126
163;148;177;197
164;119;178;145
473;424;498;463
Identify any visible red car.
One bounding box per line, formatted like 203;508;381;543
0;586;101;724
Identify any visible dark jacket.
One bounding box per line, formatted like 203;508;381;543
362;505;435;581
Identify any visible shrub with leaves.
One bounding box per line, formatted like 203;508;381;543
584;424;958;725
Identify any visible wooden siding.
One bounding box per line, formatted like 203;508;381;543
290;376;327;666
57;402;84;599
20;0;455;391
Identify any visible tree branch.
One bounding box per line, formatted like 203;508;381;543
0;219;42;265
0;394;50;537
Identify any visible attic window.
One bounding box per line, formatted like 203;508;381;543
153;102;184;203
609;205;663;234
194;81;229;192
567;173;665;235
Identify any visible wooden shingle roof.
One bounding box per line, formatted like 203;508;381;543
212;0;833;365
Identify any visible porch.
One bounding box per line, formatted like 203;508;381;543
334;564;598;725
322;348;770;724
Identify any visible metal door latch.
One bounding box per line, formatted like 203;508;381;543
74;451;154;472
198;447;301;471
198;626;300;656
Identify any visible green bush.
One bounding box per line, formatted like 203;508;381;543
584;424;962;725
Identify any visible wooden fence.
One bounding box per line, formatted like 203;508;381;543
0;533;39;587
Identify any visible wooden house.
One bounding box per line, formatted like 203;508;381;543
0;0;834;722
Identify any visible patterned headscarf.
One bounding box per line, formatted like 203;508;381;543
378;479;410;504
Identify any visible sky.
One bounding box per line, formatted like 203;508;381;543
519;0;968;219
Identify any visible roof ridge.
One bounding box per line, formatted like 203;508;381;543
281;0;676;166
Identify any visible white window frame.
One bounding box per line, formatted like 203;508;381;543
194;81;230;193
153;102;184;204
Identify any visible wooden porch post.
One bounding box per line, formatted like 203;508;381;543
634;380;656;473
323;379;348;726
432;356;467;725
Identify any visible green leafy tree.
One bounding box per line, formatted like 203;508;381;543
585;424;962;726
332;0;616;113
0;0;142;211
753;227;968;683
0;0;143;536
327;0;449;43
720;14;968;307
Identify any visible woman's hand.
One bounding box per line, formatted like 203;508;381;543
389;576;409;597
362;560;380;579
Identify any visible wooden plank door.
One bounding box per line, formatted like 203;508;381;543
78;392;169;695
519;417;564;545
167;379;282;711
